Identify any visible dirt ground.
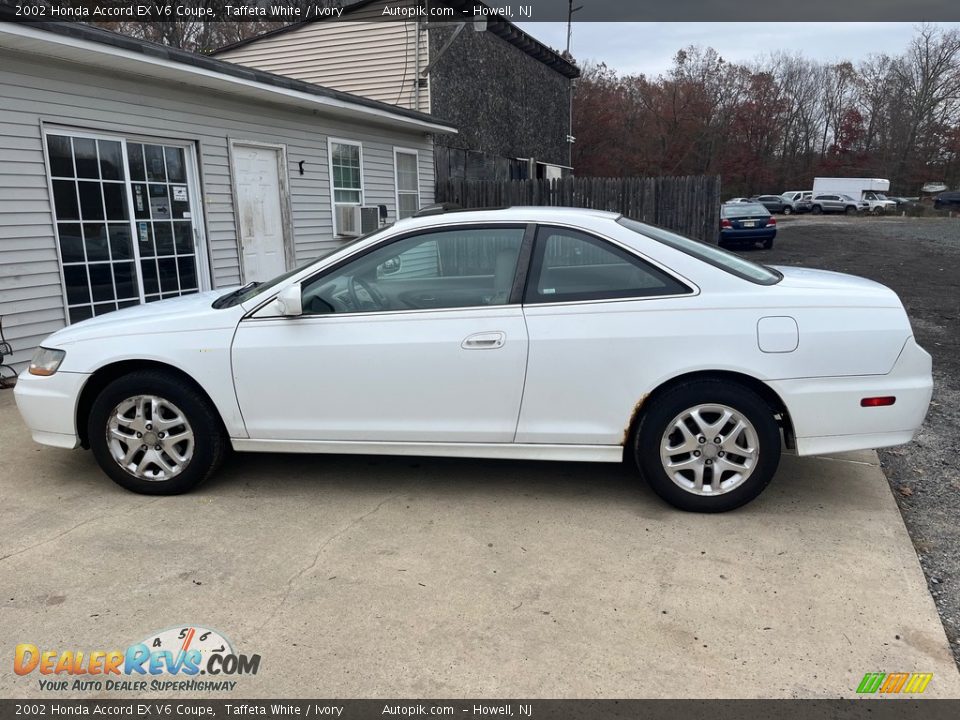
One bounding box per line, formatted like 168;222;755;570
738;214;960;666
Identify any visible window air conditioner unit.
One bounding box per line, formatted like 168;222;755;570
359;206;381;234
335;205;362;237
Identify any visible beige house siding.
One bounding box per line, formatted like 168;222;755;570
217;10;430;112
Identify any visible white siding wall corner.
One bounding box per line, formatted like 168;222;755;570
0;50;435;367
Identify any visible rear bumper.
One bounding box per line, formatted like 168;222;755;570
721;228;776;241
769;336;932;456
13;370;88;449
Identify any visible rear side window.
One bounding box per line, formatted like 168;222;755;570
524;227;691;304
617;217;782;286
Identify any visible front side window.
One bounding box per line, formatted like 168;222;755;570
394;150;420;219
525;227;691;304
301;226;525;314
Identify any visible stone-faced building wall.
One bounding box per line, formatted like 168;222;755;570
428;23;574;171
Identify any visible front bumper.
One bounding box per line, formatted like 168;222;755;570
13;370;90;449
769;336;933;456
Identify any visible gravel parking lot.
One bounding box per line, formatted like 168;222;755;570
745;215;960;667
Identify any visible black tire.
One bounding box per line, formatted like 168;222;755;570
632;380;782;512
88;370;226;495
782;206;792;215
763;237;773;249
811;205;822;215
845;205;857;215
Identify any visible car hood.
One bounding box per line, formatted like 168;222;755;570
771;266;899;301
44;290;239;347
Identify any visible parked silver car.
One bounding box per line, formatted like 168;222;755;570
810;194;868;215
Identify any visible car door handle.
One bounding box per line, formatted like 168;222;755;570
462;331;505;349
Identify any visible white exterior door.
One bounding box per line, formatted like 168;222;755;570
232;144;287;282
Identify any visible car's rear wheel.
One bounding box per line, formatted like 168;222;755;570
632;380;782;512
88;370;226;495
811;205;822;215
762;237;773;249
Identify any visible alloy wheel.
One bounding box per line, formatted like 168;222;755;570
106;395;195;481
659;403;759;495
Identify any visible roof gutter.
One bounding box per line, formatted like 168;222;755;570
0;23;458;135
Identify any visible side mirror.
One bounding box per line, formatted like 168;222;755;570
379;256;402;276
275;282;302;316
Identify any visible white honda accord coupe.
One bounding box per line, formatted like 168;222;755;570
15;207;932;512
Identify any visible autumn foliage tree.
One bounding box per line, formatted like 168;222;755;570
572;25;960;196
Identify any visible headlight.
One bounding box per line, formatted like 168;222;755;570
28;347;66;376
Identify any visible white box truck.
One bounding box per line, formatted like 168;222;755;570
812;178;896;213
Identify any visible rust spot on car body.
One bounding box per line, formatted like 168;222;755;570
622;394;649;446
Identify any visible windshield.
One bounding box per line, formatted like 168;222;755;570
616;217;782;286
212;226;391;308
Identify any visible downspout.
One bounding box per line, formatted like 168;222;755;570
568;76;574;169
414;14;421;112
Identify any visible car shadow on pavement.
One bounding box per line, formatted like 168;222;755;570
200;449;875;520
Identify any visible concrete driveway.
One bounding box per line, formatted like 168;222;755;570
1;389;958;699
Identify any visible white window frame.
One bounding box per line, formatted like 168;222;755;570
40;124;211;323
393;147;421;221
327;137;365;237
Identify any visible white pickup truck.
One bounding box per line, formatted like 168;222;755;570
812;178;897;214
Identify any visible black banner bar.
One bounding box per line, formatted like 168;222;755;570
2;700;960;720
2;0;960;23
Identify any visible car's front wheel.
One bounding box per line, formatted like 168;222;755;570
782;206;793;215
810;205;822;215
88;370;226;494
632;380;782;512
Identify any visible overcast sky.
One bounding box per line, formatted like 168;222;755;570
516;22;960;77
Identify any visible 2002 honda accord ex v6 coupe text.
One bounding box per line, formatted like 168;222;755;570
15;207;932;512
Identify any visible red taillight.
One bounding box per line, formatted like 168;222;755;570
721;219;733;228
861;396;896;407
767;217;777;226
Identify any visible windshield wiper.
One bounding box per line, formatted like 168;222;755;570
212;281;260;309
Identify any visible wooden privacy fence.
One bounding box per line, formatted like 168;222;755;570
435;175;722;242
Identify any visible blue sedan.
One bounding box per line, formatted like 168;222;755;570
720;202;777;249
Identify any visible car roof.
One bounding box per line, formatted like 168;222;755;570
395;206;621;230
